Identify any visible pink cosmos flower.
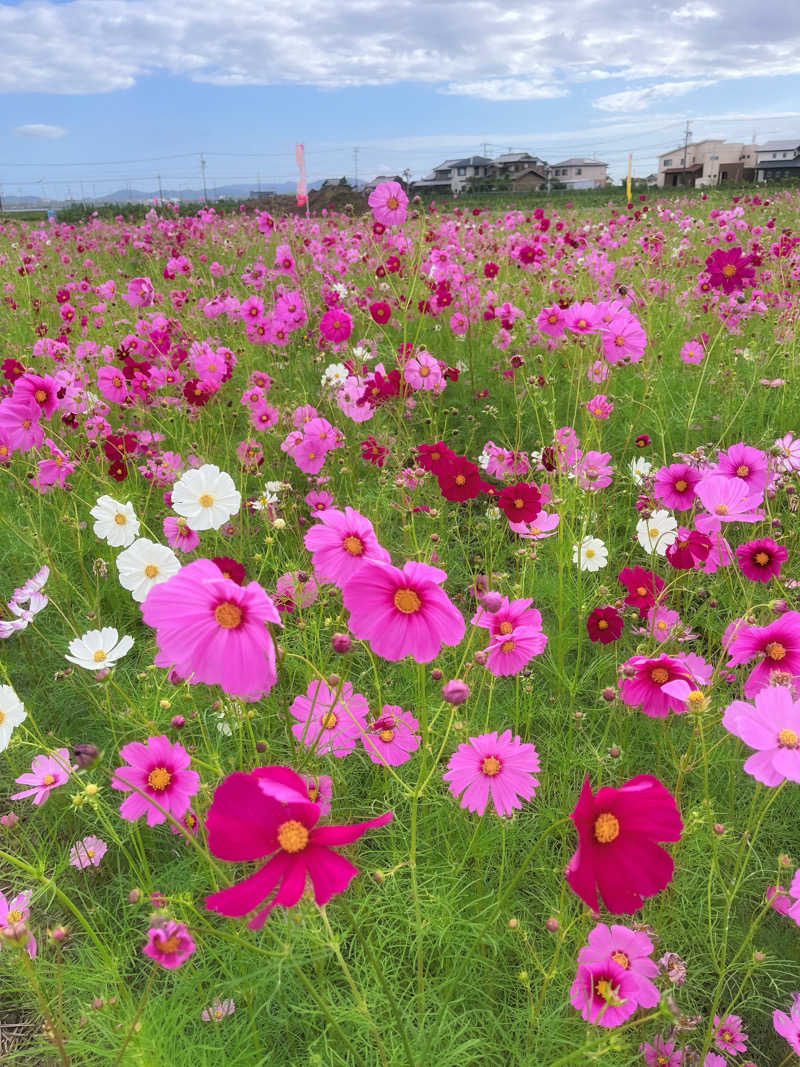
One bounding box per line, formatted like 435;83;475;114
289;680;369;757
300;773;333;816
485;625;548;676
472;596;542;638
774;432;800;473
508;510;560;539
646;605;683;643
725;612;800;697
202;997;235;1021
0;396;44;452
69;836;108;869
564;301;598;334
619;654;695;717
585;394;614;419
694;476;764;533
576;450;613;490
141;559;282;701
361;705;420;767
319;309;353;344
112;735;200;827
569;959;640;1026
773;995;800;1056
736;537;787;582
303;507;391;587
368;180;408;226
653;463;701;511
11;748;74;805
342;559;465;663
442;730;540;817
403;351;443;391
305;490;334;513
125;276;156;308
97;364;131;404
0;890;36;958
163;514;201;553
14;372;60;418
536;304;566;338
578;923;659;1008
713;1014;748;1054
721;685;800;785
715;442;769;496
143;920;196;969
705;246;755;293
640;1035;682;1067
600;313;647;363
680;338;705;363
204;764;392;929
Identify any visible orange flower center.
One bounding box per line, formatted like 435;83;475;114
610;950;630;968
767;641;786;661
342;534;364;556
674;478;688;492
715;504;728;515
736;464;749;477
277;819;309;853
481;756;502;776
114;512;127;525
514;497;524;508
778;728;799;748
455;474;466;485
393;588;421;614
499;621;513;635
321;712;338;729
636;585;647;596
160;934;180;953
597;619;609;630
650;667;669;684
386;196;399;210
144;564;159;579
379;728;395;743
721;263;737;277
500;639;515;653
214;602;242;629
594;812;620;844
419;365;430;377
34;388;47;403
754;551;770;566
147;767;172;791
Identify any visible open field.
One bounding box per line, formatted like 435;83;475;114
1;186;800;1066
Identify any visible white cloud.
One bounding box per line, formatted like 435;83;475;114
13;123;68;138
593;80;715;112
0;0;797;97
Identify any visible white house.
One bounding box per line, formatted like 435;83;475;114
548;158;608;190
657;140;756;187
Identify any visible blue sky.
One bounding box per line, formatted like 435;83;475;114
1;0;799;200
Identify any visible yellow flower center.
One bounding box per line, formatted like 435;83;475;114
114;512;127;525
342;535;364;556
93;649;107;662
714;504;728;515
650;667;669;684
481;756;502;776
767;641;786;661
379;728;395;743
277;819;309;853
455;474;466;486
43;774;55;786
498;620;513;635
610;950;630;968
736;464;749;477
754;551;770;566
386;196;399;210
144;564;159;579
321;712;338;729
585;548;595;558
8;909;22;922
86;848;95;858
594;812;620;844
0;710;4;724
674;478;688;492
656;621;667;631
147;767;172;791
721;263;737;277
393;588;421;614
778;728;799;748
198;493;214;507
419;365;430;377
636;585;647;596
594;978;623;1004
687;690;706;709
500;639;515;653
214;602;242;629
597;620;608;630
648;526;660;537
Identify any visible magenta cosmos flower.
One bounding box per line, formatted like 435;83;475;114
713;1014;748;1054
577;923;659;1008
722;685;800;786
640;1035;682;1066
289;679;369;757
303;507;390;587
11;748;75;805
725;611;800;697
319;308;353;344
442;730;540;817
620;654;696;718
342;559;465;663
653;463;701;511
368;180;408;226
569;958;640;1026
112;735;200;827
361;705;420;767
143;920;196;969
566;774;682;914
774;994;800;1055
204;765;392;929
705;246;755;294
141;559;282;701
736;537;787;583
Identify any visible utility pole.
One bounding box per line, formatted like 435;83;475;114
482;142;489;157
682;119;692;183
256;171;262;194
353;147;359;189
157;173;164;202
402;168;411;191
200;152;208;203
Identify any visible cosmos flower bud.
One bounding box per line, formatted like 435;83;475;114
480;591;503;613
441;679;470;705
430;668;443;681
73;744;99;769
1;920;31;948
170;715;185;729
473;650;488;666
545;917;559;932
331;633;351;653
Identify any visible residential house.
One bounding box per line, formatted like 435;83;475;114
489;152;548;178
510;166;549;192
754;141;800;182
411;156;493;194
548;158;608;189
657;141;756;187
362;174;406;194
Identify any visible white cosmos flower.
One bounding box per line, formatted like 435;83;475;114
65;627;133;671
573;535;608;571
171;464;241;532
636;510;678;556
90;495;140;548
629;457;653;485
322;363;349;389
0;685;26;752
116;538;181;603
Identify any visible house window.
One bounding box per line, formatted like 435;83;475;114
773;153;778;159
680;157;685;166
710;155;718;161
457;167;466;176
575;168;582;175
663;159;673;168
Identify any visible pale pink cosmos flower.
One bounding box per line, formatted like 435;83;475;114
774;432;800;473
69;836;108;869
368;180;408;226
722;685;800;785
577;923;660;1008
508;511;560;540
289;680;369;757
361;705;420;767
640;1035;682;1067
403;351;444;391
202;997;235;1021
774;994;800;1056
0;890;37;958
576;450;613;491
11;748;75;805
443;729;540;817
694;476;764;533
585;394;614;419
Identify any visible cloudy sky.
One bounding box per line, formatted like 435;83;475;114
1;0;799;199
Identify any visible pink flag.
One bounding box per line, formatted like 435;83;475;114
295;143;308;209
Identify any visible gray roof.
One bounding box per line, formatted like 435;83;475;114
551;157;607;167
493;152;542;163
757;140;800;152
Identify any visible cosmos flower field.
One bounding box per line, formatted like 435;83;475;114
1;183;800;1066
